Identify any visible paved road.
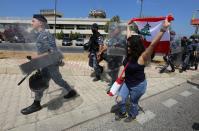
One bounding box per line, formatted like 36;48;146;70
0;58;198;131
65;82;199;131
0;42;84;53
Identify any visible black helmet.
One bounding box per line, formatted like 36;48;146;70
33;14;47;23
91;23;98;30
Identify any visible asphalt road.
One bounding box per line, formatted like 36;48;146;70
0;42;84;53
65;82;199;131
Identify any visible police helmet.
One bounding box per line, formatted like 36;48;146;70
91;23;98;30
33;14;47;23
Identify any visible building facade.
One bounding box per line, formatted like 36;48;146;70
0;17;109;39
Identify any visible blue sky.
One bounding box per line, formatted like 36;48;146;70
0;0;198;36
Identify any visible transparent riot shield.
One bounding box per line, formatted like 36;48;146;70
106;22;127;56
170;37;183;67
0;17;85;112
16;22;64;75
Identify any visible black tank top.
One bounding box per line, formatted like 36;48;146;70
124;59;145;88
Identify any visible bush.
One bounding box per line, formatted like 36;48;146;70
56;30;64;40
69;31;80;40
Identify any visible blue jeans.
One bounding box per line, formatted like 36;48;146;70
118;80;147;117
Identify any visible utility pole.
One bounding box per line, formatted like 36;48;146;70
54;0;57;35
139;0;143;18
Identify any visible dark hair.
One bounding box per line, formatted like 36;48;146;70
127;35;145;60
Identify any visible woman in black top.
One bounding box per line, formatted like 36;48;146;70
115;18;171;122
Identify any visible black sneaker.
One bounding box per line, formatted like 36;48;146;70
115;112;127;121
179;69;183;73
64;89;77;99
124;115;136;122
170;69;175;72
21;101;42;115
92;77;100;81
106;90;110;94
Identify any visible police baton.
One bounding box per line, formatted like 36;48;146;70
17;56;32;86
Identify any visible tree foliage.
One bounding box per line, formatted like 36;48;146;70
56;30;64;40
69;31;80;40
104;15;120;33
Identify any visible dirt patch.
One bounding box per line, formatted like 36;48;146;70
0;50;89;61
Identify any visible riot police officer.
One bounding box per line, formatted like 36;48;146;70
101;23;126;92
20;14;77;115
88;23;104;81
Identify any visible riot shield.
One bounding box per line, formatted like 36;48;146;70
106;22;127;56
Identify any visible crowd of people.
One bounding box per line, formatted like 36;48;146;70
160;34;198;73
19;14;198;123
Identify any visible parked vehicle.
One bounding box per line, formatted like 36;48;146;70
12;35;25;43
83;42;90;51
0;32;4;43
62;37;72;46
75;38;84;46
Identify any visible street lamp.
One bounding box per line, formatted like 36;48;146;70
139;0;143;18
54;0;57;35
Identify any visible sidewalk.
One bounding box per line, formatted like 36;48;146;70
0;58;198;131
187;74;199;87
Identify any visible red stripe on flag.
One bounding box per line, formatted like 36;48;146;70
128;15;174;24
131;17;166;22
143;41;170;54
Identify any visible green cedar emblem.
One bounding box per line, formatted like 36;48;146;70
140;22;151;38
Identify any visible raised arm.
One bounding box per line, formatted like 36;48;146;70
138;18;171;64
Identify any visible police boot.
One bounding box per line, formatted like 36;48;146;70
64;89;77;99
93;75;101;81
21;100;42;115
170;69;175;72
99;65;104;73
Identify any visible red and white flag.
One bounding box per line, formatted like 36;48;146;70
128;16;174;54
134;17;170;41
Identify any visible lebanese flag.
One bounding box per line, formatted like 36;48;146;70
128;15;174;54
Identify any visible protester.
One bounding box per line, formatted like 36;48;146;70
115;18;171;122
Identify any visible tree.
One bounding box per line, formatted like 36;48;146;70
104;15;121;33
69;31;80;40
56;30;64;40
111;15;120;23
190;34;199;39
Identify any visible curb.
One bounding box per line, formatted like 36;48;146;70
187;79;199;87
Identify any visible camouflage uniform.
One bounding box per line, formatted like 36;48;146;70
33;30;72;100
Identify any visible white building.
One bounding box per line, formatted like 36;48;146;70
0;9;110;40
